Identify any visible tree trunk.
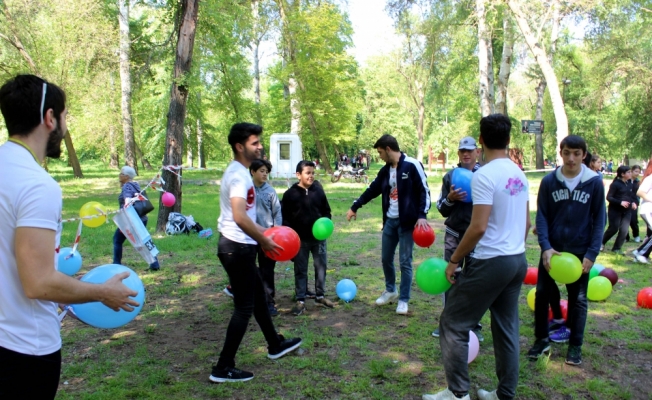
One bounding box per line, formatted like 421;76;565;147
277;0;301;135
185;123;194;167
197;117;206;168
156;0;199;232
109;73;119;168
534;80;546;169
0;3;38;74
118;0;137;172
305;110;332;174
63;130;83;178
508;0;568;164
417;92;425;162
477;0;494;116
134;143;153;170
251;0;263;126
495;14;514;116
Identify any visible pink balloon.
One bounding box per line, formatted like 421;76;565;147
162;192;176;207
468;330;479;363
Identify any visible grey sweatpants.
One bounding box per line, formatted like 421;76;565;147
439;253;527;400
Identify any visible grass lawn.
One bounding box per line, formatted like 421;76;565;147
48;160;652;400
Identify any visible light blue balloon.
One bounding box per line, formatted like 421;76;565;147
58;247;82;276
71;264;145;329
451;168;473;203
336;279;357;302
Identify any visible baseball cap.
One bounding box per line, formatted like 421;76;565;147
120;166;137;179
458;137;477;150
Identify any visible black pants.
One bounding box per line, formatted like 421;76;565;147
0;346;61;399
629;209;640;238
216;235;281;369
257;246;277;305
602;208;631;251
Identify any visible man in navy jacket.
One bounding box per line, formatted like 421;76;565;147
346;134;431;315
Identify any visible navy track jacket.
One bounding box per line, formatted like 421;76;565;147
536;166;606;262
350;153;431;230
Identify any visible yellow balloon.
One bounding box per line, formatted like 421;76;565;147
527;287;536;311
79;201;107;228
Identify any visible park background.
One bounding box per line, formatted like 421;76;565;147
2;0;652;398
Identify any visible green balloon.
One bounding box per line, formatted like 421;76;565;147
588;276;612;301
416;258;451;295
549;252;583;284
312;217;334;240
589;263;605;280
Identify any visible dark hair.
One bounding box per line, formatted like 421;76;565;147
250;158;272;173
583;151;593;168
560;135;587;154
296;160;316;173
373;134;400;152
616;165;630;179
228;122;263;153
631;164;641;172
479;114;511;150
0;74;66;136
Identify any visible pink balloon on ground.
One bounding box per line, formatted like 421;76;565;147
468;330;479;363
162;192;176;207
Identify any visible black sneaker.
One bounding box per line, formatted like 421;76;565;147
209;366;254;383
268;304;279;317
291;301;305;316
527;339;551;359
268;337;302;360
565;345;582;365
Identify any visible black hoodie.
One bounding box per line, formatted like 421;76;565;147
281;181;332;241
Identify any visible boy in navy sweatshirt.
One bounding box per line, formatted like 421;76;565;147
527;135;606;366
282;161;334;316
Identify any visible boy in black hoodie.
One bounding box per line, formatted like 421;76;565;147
282;161;334;315
527;135;606;366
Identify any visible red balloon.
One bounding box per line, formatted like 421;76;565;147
637;287;652;309
548;299;568;321
523;267;538;285
599;268;618;286
263;226;301;262
413;225;436;248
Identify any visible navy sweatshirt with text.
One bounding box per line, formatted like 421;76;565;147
536;166;606;262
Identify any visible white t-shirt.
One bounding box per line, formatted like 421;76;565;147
472;158;529;259
218;161;257;244
0;141;62;355
387;167;399;218
562;165;584;192
639;175;652;212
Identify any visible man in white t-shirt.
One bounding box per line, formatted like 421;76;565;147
210;123;302;383
423;114;530;400
0;75;139;399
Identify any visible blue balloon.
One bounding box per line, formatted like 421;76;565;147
451;168;473;203
58;247;82;276
71;264;145;329
336;279;357;302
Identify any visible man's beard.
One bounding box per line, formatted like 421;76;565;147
45;123;64;159
243;147;261;162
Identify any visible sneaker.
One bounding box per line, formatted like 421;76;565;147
431;327;440;337
635;236;641;243
375;290;399;305
267;337;302;360
472;327;484;342
223;286;234;298
306;290;316;299
548;318;565;332
268;304;279;317
209;366;254;383
600;245;604;252
550;326;571;343
396;300;408;315
315;297;334;308
422;388;470;400
635;255;649;264
633;249;641;257
477;389;499;400
565;344;582;365
291;301;305;316
527;339;551;359
149;261;160;271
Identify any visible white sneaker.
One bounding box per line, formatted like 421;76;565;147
635;236;641;243
396;300;408;315
375;290;398;305
423;388;470;400
477;389;499;400
633;249;641;257
635;255;649;264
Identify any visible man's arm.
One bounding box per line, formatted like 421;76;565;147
347;169;384;221
15;227;138;311
535;178;560;270
271;192;282;227
232;197;281;254
445;204;491;283
414;162;431;219
584;181;606;265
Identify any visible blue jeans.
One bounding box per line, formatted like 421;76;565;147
381;217;414;302
113;217;160;269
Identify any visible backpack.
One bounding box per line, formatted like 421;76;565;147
166;212;190;235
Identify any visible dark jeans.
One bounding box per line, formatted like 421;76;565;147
0;346;61;399
440;253;527;400
113;217;160;269
629;209;640;238
294;238;327;301
534;254;589;346
216;235;281;369
257;246;277;305
602;207;631;251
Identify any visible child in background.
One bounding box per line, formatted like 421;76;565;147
282;161;334;316
250;159;282;316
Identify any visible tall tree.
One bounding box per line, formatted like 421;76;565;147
118;0;138;172
495;12;514;116
477;0;494;116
